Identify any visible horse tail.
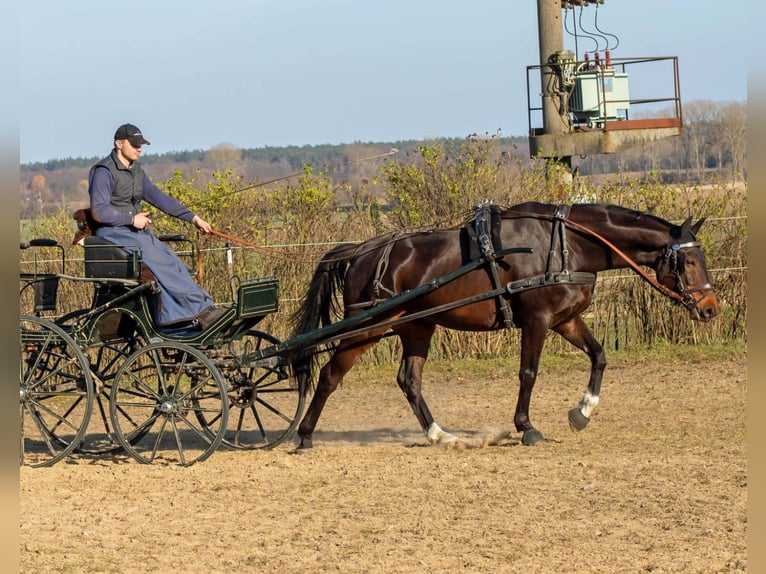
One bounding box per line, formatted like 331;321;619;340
287;242;357;396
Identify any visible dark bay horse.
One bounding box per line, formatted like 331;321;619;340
288;201;719;448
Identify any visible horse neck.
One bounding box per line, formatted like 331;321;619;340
567;205;671;272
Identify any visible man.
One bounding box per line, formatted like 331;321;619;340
88;123;227;329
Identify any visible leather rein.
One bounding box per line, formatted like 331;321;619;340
518;208;713;312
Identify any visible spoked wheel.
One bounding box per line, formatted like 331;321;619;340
56;309;150;455
77;333;149;454
109;341;228;466
210;330;304;450
20;315;94;467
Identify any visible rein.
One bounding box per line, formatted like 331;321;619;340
509;208;705;310
559;217;695;307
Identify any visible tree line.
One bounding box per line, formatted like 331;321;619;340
20;99;745;221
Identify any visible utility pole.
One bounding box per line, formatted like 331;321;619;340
537;1;569;161
536;0;572;176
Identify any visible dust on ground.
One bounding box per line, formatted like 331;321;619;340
20;353;746;573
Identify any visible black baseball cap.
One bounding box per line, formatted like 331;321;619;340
114;123;150;146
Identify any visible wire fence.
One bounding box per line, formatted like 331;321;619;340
20;212;747;364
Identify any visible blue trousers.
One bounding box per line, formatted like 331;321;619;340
95;226;213;326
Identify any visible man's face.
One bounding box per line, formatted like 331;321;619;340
115;138;143;163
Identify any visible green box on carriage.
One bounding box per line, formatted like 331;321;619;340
237;275;279;318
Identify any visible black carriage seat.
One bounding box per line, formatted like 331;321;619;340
81;235;144;280
76;237;156;338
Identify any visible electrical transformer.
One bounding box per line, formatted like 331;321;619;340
569;66;630;127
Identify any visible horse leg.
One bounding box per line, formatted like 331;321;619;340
395;325;457;445
514;323;549;445
297;334;382;449
553;315;606;433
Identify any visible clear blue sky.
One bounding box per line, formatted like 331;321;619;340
19;0;747;164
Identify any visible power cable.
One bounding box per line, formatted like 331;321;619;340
593;2;620;51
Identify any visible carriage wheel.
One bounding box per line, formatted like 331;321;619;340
109;341;228;466
20;315;94;467
78;333;149;454
56;309;151;455
207;330;304;450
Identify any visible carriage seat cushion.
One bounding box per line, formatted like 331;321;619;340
81;235;146;281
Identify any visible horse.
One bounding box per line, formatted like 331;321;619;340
287;201;719;449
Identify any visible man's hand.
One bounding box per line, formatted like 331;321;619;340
192;215;213;234
132;211;152;229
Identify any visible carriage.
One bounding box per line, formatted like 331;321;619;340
20;201;719;467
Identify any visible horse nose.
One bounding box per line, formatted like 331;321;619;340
696;294;719;322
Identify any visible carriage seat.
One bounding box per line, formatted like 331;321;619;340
81;235;143;280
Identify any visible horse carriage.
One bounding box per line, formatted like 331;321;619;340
20;200;719;467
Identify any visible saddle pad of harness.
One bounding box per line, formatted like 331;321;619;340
462;204;503;261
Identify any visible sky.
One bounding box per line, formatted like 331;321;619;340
19;0;747;165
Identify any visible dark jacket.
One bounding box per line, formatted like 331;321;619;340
89;151;194;227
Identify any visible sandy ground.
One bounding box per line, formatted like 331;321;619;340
20;353;746;573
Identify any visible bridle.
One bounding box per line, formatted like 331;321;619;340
655;239;716;311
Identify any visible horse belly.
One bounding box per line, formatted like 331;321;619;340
417;297;502;331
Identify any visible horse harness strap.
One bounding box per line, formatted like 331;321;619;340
506;271;596;294
500;206;597;296
547;205;571;278
509;204;596;291
372;232;402;302
474;200;515;329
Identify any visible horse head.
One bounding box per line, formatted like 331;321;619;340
655;216;719;322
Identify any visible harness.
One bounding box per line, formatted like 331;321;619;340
505;204;597;299
483;202;596;328
474;199;515;329
357;200;596;330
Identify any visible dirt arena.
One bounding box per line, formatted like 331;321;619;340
20;350;746;573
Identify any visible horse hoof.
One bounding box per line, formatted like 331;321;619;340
427;422;457;445
521;429;545;445
568;408;590;432
297;437;313;449
438;433;459;445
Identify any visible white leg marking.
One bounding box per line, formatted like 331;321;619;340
426;422;458;444
578;390;600;419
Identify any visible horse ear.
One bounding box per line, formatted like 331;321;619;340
691;217;706;235
674;216;693;238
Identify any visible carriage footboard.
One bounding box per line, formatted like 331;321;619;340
237;276;279;318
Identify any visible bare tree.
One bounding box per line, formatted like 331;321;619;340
205;143;243;173
718;101;747;179
680;100;718;180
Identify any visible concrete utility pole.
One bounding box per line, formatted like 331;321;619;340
537;1;566;138
536;0;572;173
